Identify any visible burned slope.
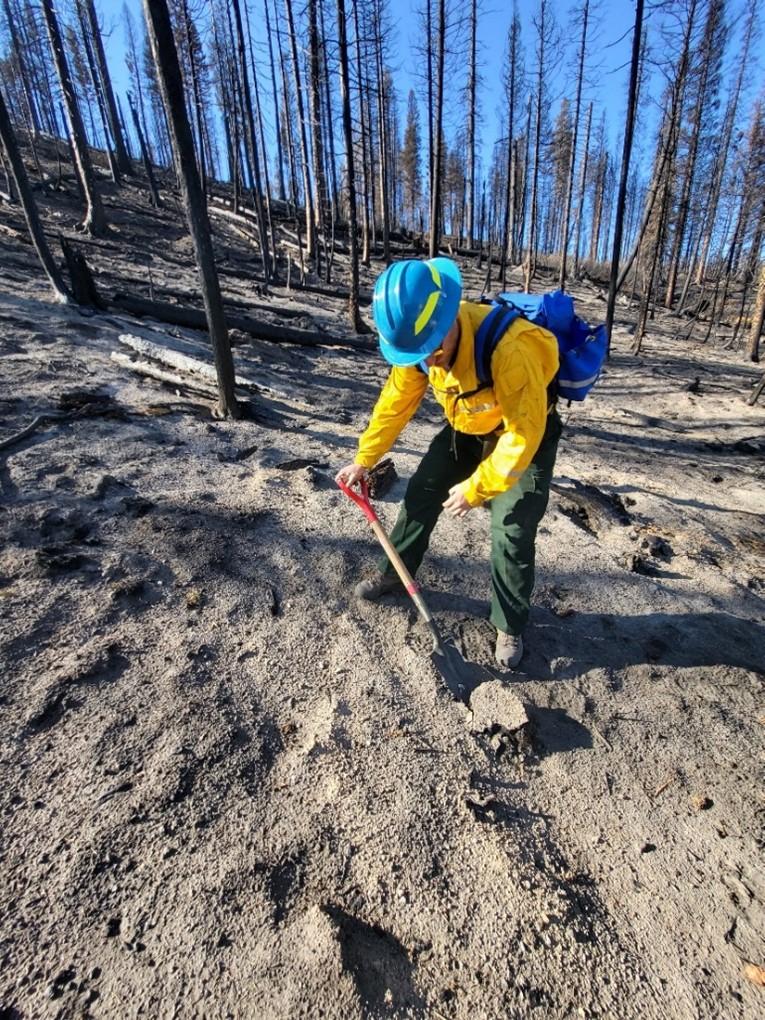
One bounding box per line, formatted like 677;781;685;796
1;157;764;1019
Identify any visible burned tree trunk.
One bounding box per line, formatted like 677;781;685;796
429;0;445;258
127;92;161;207
81;0;131;176
572;100;591;279
41;0;106;235
0;86;69;302
142;0;239;418
465;0;477;249
263;0;286;202
284;0;316;262
373;0;391;264
335;0;364;332
231;0;271;281
2;0;42;136
558;0;589;292
75;0;121;185
308;0;329;279
605;0;643;352
524;5;545;289
748;260;765;364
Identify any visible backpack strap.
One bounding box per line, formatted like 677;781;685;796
473;300;521;388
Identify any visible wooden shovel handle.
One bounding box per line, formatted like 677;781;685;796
337;478;436;630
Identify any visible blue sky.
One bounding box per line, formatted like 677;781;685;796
100;0;759;185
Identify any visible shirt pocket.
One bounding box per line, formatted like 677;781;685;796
460;389;500;416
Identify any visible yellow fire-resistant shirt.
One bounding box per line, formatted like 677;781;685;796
356;301;559;506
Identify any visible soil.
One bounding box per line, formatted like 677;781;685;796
1;147;764;1019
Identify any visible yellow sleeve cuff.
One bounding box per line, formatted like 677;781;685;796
354;450;379;469
462;478;485;507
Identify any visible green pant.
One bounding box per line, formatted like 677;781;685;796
379;411;562;635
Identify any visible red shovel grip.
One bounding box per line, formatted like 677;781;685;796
337;477;378;523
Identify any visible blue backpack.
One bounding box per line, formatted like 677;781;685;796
475;290;607;402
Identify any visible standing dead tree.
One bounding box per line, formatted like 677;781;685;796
351;0;370;265
372;0;392;264
428;0;445;258
499;7;522;287
664;0;726;309
80;0;131;177
41;0;106;235
284;0;316;264
2;0;42;138
231;0;271;281
605;0;643;351
307;0;330;279
523;0;554;291
335;0;364;332
0;85;69;301
696;0;756;286
748;258;765;363
558;0;589;292
464;0;477;249
142;0;240;418
127;90;161;207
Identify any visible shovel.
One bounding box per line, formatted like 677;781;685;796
338;478;492;702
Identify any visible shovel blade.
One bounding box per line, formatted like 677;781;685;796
430;636;492;703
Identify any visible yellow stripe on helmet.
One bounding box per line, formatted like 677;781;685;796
413;262;443;337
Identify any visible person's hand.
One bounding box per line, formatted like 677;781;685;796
335;462;368;488
442;484;472;518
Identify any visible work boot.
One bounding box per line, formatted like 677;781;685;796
354;572;404;600
495;631;524;669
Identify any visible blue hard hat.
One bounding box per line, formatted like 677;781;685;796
372;258;462;367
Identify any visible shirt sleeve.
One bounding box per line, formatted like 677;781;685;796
461;338;550;506
355;365;429;468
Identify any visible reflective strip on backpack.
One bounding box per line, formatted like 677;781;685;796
557;370;600;389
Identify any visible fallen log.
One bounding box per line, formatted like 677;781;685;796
110;293;374;350
117;333;290;399
106;271;310;320
208;203;258;236
111;350;214;394
269;280;373;306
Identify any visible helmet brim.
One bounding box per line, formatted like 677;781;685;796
378;257;462;367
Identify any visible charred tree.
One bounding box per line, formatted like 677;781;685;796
696;0;755;284
142;0;239;418
500;8;521;286
41;0;106;235
308;0;330;278
0;86;69;301
664;0;725;308
127;90;161;206
81;0;131;176
74;0;121;184
231;0;271;280
2;0;42;136
558;0;589;291
748;258;765;363
465;0;477;248
335;0;364;332
373;0;391;263
352;0;370;265
429;0;445;258
284;0;316;262
523;0;552;291
605;0;643;352
263;0;286;202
